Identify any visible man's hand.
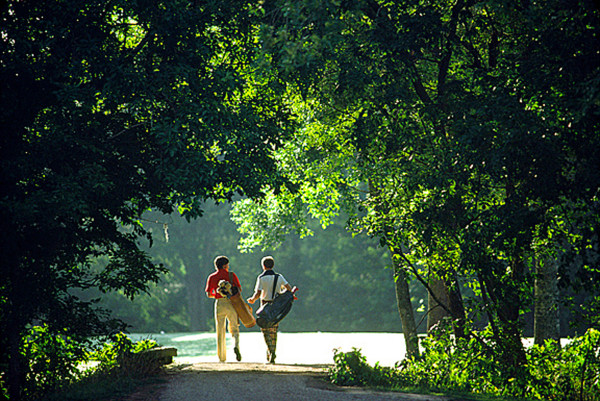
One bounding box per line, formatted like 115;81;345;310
247;290;261;304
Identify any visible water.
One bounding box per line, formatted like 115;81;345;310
129;332;407;366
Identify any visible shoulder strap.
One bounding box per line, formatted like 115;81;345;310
270;274;279;300
228;271;240;296
229;272;237;288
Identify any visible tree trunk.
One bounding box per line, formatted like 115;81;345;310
534;255;560;345
391;250;420;358
447;273;467;338
496;253;528;372
7;317;24;401
367;180;420;358
427;277;451;332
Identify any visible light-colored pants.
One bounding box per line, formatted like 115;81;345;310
215;298;239;362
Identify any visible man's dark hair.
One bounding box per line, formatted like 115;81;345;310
214;255;229;269
261;256;275;269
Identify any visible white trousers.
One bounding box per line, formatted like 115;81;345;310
215;298;240;362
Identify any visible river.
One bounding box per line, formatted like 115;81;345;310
129;332;407;366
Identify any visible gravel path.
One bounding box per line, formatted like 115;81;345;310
121;362;453;401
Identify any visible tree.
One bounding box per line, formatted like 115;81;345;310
534;254;560;345
233;0;600;378
230;96;423;356
0;0;292;398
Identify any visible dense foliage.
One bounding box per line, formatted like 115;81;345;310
0;328;158;401
19;325;88;399
329;326;600;401
231;0;600;375
40;333;161;401
0;0;291;399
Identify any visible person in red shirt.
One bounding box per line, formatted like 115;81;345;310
205;255;242;362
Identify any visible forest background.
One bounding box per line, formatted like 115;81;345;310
93;204;577;337
96;205;415;334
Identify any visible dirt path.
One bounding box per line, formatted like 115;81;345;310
121;362;454;401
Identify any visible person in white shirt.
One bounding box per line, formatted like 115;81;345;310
247;256;293;363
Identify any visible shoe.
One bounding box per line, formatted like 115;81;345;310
269;352;276;364
234;347;242;362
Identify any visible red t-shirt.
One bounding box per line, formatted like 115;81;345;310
205;269;241;299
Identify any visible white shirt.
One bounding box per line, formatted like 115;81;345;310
254;271;289;301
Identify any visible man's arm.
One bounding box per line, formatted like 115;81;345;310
205;276;216;298
247;290;262;304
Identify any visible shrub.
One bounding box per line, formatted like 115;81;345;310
329;348;397;387
87;332;159;377
388;322;529;395
20;325;89;399
328;327;600;401
0;327;161;400
528;328;600;401
38;333;161;401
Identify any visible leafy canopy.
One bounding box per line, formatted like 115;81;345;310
0;1;294;397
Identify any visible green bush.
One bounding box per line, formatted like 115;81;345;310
528;328;600;401
20;325;89;399
329;348;398;387
38;333;161;401
88;332;160;377
328;328;600;401
0;327;161;400
392;323;521;395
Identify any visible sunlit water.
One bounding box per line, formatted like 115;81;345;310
129;332;408;366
